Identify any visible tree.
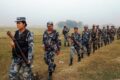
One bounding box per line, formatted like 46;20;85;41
57;20;83;28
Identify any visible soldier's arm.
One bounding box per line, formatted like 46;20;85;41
89;32;92;43
79;34;82;45
88;32;91;41
56;32;61;47
42;32;46;45
81;31;84;40
56;32;61;55
70;33;74;42
27;32;34;62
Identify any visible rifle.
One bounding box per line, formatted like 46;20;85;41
7;31;28;64
69;36;82;49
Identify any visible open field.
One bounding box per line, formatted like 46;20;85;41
0;27;120;80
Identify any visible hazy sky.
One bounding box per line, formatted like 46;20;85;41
0;0;120;27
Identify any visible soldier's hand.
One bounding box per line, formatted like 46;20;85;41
28;60;31;65
42;44;45;50
10;41;15;48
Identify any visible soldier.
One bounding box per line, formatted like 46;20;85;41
62;26;70;47
91;25;97;53
96;25;102;48
9;17;34;80
82;26;91;56
43;22;61;80
117;27;120;40
69;27;82;66
106;25;111;44
110;26;116;42
101;27;107;46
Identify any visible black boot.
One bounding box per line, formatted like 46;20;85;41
48;72;52;80
87;52;90;56
69;58;73;66
68;43;70;47
78;56;81;62
53;64;56;72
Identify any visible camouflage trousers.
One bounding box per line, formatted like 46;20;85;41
91;40;97;53
110;35;115;42
69;46;81;64
9;59;32;80
64;34;70;46
44;51;56;73
82;43;91;56
117;33;120;40
106;36;111;44
96;37;103;48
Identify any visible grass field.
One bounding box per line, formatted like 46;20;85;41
0;27;120;80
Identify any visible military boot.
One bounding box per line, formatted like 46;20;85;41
48;72;52;80
69;58;73;66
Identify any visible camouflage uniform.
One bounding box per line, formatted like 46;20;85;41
96;26;102;48
110;26;116;42
91;29;97;53
82;30;91;56
9;29;34;80
43;29;61;79
106;26;111;44
101;27;107;46
69;31;82;65
62;26;70;47
117;27;120;40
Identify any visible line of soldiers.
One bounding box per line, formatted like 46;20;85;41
63;25;118;66
8;17;120;80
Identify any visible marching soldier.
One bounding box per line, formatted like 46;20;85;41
110;26;116;42
106;25;111;44
101;27;107;46
62;26;70;47
96;25;102;48
117;27;120;40
82;26;91;56
43;22;61;80
69;27;82;66
8;17;34;80
91;25;97;53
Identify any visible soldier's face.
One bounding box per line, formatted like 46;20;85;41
93;28;96;32
84;27;88;31
74;29;78;33
16;22;25;30
97;26;99;29
93;25;96;29
47;24;53;31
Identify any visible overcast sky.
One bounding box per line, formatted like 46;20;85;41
0;0;120;27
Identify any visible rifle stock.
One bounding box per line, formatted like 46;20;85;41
7;31;28;64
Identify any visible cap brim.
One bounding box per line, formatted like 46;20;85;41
15;20;26;22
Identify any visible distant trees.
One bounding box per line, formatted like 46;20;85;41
57;20;83;28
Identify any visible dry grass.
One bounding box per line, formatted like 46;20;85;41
0;27;120;80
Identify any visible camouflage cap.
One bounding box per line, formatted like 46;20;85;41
47;21;53;26
15;17;26;22
84;25;88;28
74;27;78;29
